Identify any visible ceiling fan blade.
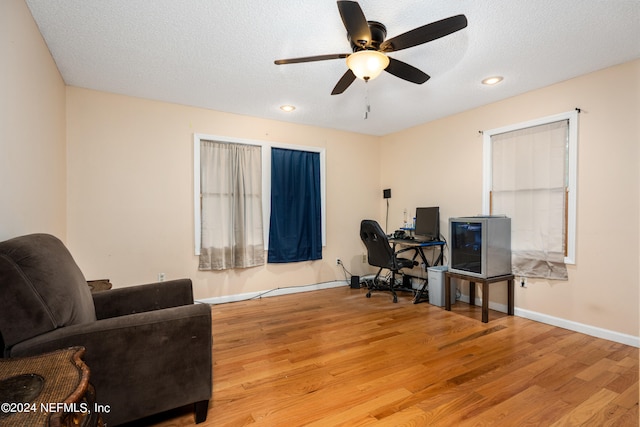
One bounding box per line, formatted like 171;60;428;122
337;1;371;48
275;53;349;65
331;69;357;95
385;57;430;84
381;14;467;52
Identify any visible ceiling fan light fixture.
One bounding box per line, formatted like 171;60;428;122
482;76;504;86
346;50;390;81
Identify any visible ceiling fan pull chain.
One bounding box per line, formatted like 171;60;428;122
364;82;371;119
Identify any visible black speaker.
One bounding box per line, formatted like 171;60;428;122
383;189;391;199
350;275;361;289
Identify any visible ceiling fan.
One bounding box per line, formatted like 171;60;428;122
274;1;468;95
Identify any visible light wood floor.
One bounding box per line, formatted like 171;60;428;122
130;286;638;426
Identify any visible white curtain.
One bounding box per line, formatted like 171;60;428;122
491;120;568;280
199;140;264;270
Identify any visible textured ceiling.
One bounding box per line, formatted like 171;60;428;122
25;0;640;136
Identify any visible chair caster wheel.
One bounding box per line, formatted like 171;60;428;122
393;296;398;303
366;292;371;298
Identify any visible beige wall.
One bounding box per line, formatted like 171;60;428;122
0;0;67;241
3;0;638;340
65;88;381;299
380;60;640;337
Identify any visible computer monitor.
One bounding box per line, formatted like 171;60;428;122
414;207;440;241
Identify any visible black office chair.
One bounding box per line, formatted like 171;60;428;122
360;219;416;303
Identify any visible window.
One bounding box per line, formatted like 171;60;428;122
197;140;264;270
194;134;326;268
267;148;322;263
482;110;578;279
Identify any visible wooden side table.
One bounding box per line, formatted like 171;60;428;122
0;347;101;427
444;271;515;323
87;279;112;293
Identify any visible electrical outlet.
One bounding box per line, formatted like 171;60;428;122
158;273;165;282
336;258;341;266
362;253;367;263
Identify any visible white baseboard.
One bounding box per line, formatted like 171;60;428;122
196;280;348;305
457;294;510;314
458;294;639;348
514;307;639;348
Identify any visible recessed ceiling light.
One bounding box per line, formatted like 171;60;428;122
280;105;296;112
482;76;504;86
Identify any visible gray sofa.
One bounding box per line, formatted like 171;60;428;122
0;233;212;426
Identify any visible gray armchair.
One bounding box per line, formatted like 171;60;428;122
0;233;212;426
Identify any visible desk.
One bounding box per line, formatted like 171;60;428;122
444;271;515;323
0;347;101;427
389;238;445;304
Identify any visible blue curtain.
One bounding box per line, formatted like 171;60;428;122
268;148;322;263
